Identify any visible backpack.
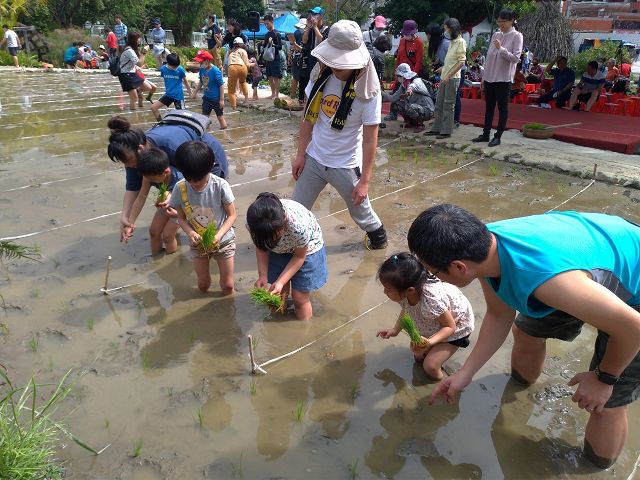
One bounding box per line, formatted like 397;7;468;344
155;109;212;137
108;55;121;76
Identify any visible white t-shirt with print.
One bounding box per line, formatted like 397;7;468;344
169;173;235;245
400;280;474;342
271;199;324;255
305;74;381;169
4;29;19;48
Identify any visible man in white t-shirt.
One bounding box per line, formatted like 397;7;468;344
292;20;387;250
1;25;20;67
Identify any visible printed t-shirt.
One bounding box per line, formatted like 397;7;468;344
199;66;224;100
169;173;235;244
400;280;474;341
4;29;18;48
581;70;605;92
271;199;323;255
305;75;381;169
161;65;187;100
550;67;575;92
486;211;640;318
125;125;228;191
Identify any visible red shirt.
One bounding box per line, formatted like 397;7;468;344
620;63;631;78
107;32;117;50
395;36;424;75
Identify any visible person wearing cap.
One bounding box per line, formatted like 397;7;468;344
262;14;283;100
299;7;330;104
227;37;250;109
363;15;387;48
425;18;466;139
382;63;434;132
191;50;228;129
293;20;388;250
290;16;307;105
150;19;167;68
384;19;424;122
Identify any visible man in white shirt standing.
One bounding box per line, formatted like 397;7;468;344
1;25;20;67
292;20;388;250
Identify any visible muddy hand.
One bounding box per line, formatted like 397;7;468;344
430;370;470;405
568;371;612;414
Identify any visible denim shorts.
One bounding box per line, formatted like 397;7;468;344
515;306;640;408
268;246;327;293
202;97;223;117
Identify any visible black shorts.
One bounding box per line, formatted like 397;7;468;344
577;91;597;102
265;60;282;78
515;306;640;408
8;47;18;56
448;335;470;348
202;97;223;117
158;95;185;109
118;72;144;92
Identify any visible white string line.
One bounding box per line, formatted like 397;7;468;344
0;171;292;241
0;96;165;117
626;451;640;480
546;180;595;212
2;169;124;193
0;109;138;128
256;300;389;371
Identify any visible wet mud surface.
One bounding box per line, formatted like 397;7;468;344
1;71;639;479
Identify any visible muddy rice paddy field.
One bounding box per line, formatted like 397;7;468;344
0;70;639;479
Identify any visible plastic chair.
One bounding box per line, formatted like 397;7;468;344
602;103;622;115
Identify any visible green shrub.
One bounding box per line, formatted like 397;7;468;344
568;41;631;78
0;50;42;67
280;74;292;96
383;53;396;82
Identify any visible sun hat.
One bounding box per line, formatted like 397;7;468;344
98;45;106;50
233;36;245;45
395;63;417;80
374;15;387;29
295;18;307;29
400;19;418;36
309;6;325;15
311;19;370;70
194;50;214;62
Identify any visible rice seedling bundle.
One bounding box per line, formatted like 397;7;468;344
154;183;169;206
250;287;284;312
399;313;429;347
198;223;218;255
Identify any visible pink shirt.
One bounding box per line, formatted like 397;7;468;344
483;28;523;83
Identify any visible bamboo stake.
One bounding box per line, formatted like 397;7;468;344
101;256;112;295
248;335;266;375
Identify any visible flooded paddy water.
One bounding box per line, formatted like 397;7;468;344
0;70;639;479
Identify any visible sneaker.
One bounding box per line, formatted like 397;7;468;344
454;122;460;128
379;122;387;129
383;112;397;121
365;225;388;250
540;103;551;109
488;137;501;147
472;134;490;142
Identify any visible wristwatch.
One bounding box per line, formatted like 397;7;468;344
594;366;620;385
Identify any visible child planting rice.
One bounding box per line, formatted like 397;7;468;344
169;141;236;294
376;253;475;380
246;193;327;320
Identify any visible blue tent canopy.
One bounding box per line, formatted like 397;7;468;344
241;12;299;40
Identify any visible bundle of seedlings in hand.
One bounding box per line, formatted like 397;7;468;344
154;183;169;206
198;222;218;255
399;313;429;347
250;287;284;313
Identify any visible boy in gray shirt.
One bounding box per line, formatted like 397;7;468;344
169;141;237;294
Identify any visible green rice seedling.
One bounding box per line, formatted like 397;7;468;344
0;369;101;480
522;122;547;130
48;357;54;372
413;151;419;165
350;382;359;401
154;183;169;206
250;288;284;313
104;419;110;429
86;317;94;331
251;335;261;350
189;331;196;344
0;323;9;335
28;336;39;352
31;287;39;298
195;408;204;427
231;453;243;478
399;314;427;347
198;222;219;255
400;149;407;162
489;163;499;176
141;351;150;369
132;440;143;458
294;400;307;422
250;379;257;396
349;458;359;480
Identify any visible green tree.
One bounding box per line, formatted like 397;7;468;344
222;0;264;27
297;0;371;26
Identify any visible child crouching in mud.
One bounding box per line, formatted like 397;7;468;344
377;253;475;380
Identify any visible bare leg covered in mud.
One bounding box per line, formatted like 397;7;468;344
510;324;546;385
414;343;459;381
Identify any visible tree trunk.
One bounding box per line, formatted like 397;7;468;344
519;1;573;63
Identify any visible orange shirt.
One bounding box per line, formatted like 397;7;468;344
606;66;618;81
395;36;424;74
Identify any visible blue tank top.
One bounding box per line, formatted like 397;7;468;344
486;211;640;318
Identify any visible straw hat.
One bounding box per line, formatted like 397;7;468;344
311;19;369;70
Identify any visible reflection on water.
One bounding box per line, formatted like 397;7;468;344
0;70;638;479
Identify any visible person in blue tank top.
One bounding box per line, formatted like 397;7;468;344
407;204;640;470
106;115;228;251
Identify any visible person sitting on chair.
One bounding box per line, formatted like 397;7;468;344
567;61;605;112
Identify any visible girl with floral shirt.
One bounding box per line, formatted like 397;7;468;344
246;193;327;320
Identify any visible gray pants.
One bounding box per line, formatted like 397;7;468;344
292;154;382;233
430;77;460;135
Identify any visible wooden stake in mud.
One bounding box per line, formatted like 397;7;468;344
593;163;598;180
247;335;266;375
101;256;112;295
